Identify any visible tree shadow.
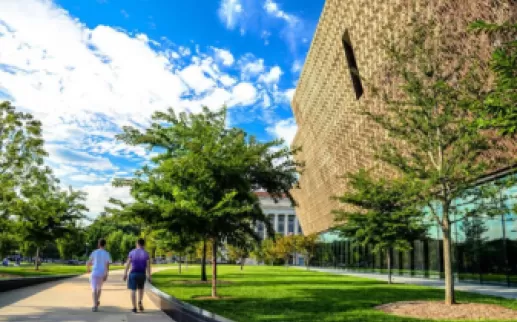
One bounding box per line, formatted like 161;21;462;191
2;305;171;322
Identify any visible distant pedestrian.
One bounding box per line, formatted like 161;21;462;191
123;238;151;313
86;239;111;312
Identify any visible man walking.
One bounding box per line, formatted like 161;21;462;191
123;238;151;313
86;239;111;312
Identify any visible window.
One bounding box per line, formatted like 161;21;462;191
277;214;285;235
298;223;303;235
342;30;363;99
257;222;264;240
288;215;295;234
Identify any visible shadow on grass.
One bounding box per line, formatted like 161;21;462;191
159;282;517;322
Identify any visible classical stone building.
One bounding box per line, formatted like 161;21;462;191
291;0;517;234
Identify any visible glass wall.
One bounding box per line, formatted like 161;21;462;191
288;215;295;234
313;183;517;287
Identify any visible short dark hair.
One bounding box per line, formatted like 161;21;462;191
137;238;145;247
98;239;106;247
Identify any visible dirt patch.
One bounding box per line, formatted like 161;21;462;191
376;301;517;320
169;280;234;285
192;295;233;300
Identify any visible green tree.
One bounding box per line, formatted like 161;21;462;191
113;107;297;298
260;238;278;266
333;170;426;283
294;233;319;270
154;230;196;274
469;21;517;135
367;21;509;304
226;232;256;271
106;230;124;262
274;234;294;268
0;101;48;259
14;171;88;269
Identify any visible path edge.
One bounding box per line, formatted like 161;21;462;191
0;274;78;292
146;282;236;322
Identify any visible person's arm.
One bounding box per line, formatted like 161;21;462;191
104;257;110;281
123;256;131;281
86;253;93;273
147;257;152;283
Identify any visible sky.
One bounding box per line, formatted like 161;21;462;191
0;0;324;218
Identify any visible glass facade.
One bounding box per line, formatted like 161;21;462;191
311;185;517;286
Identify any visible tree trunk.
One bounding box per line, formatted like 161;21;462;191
186;254;189;271
240;257;244;271
386;250;392;284
305;255;310;270
35;247;40;271
442;217;455;305
178;253;182;274
201;239;207;282
211;239;218;298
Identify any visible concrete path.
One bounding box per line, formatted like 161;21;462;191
308;267;517;299
0;269;174;322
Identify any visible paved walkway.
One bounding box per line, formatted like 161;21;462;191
308;267;517;299
0;269;173;322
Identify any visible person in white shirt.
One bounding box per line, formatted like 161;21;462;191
86;239;111;312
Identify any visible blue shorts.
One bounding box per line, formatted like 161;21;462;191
128;272;146;290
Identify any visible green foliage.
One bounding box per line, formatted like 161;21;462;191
469;20;517;135
333;170;426;254
110;106;300;296
293;233;319;268
367;19;512;303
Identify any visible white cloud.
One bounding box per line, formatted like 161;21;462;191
46;144;114;171
259;66;282;85
82;183;133;217
229;83;258;106
239;56;265;79
179;65;216;94
218;0;243;29
284;88;296;102
213;48;235;66
267;118;297;146
291;60;303;73
220;74;237;87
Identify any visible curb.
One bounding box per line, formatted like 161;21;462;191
0;274;77;292
146;282;236;322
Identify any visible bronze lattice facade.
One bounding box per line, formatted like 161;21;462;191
291;0;517;235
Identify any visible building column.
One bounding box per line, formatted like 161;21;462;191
274;214;279;235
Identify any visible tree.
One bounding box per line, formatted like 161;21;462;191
15;172;88;269
367;20;510;304
154;230;196;274
274;234;295;268
226;233;256;270
294;233;319;270
260;238;278;265
469;21;517;136
333;170;426;283
113;107;298;298
0;101;48;260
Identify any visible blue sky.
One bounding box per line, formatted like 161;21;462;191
0;0;324;216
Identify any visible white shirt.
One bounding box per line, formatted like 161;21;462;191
89;249;111;277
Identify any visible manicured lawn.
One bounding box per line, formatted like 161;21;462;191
0;263;124;277
152;265;517;322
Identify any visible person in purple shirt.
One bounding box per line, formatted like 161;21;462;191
123;238;151;313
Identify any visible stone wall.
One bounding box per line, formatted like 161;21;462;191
291;0;517;234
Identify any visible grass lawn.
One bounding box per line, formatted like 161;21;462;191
152;265;517;322
0;263;124;277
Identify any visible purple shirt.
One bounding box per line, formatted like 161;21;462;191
128;248;149;273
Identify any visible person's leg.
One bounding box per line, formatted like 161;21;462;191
91;276;100;311
131;290;137;310
128;273;137;312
